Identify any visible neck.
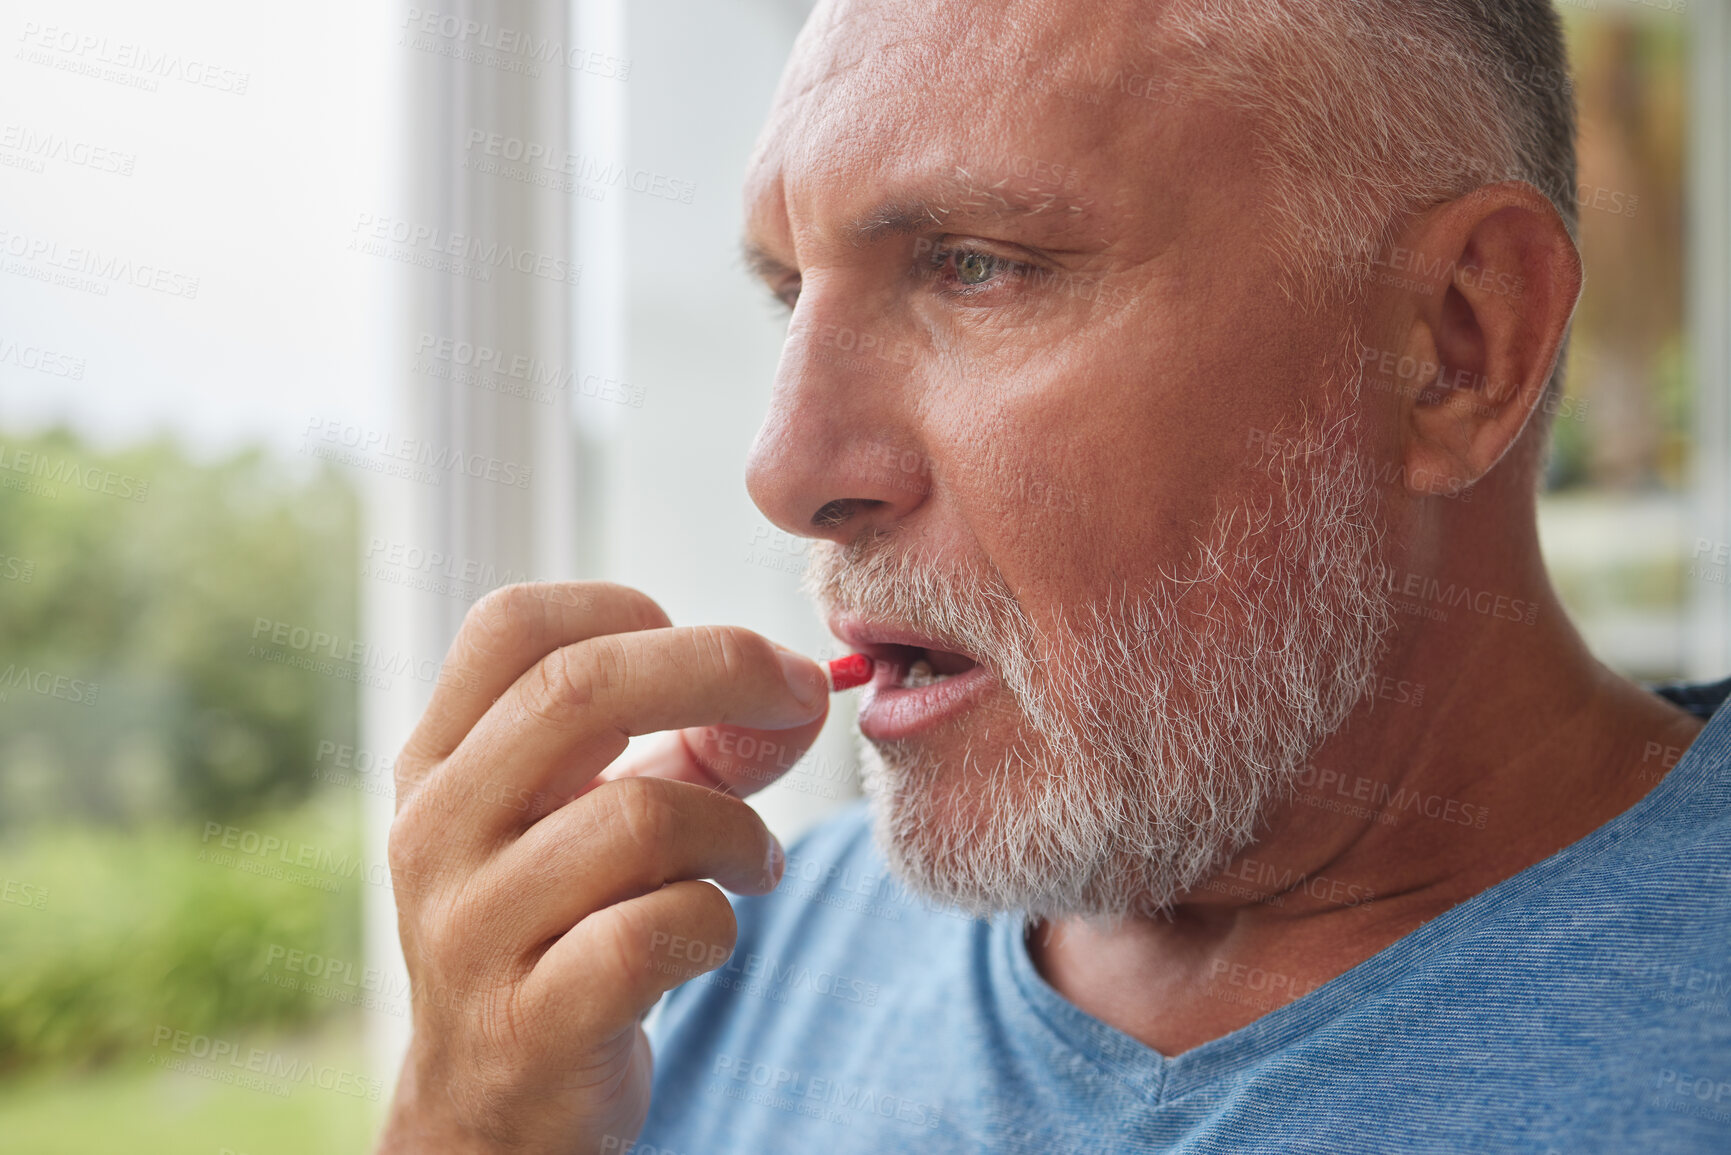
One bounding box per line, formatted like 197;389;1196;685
1027;510;1707;1057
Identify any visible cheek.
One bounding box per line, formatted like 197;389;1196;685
931;366;1265;613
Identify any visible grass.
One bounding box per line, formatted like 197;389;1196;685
0;797;381;1151
0;1014;385;1155
0;798;362;1074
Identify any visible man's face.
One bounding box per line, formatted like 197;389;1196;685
743;0;1396;920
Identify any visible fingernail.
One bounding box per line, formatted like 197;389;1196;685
765;832;785;886
775;649;827;716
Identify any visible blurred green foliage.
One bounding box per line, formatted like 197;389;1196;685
0;426;368;1075
0;798;362;1075
0;1016;380;1155
0;426;360;827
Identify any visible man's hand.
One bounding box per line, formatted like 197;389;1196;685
374;582;830;1154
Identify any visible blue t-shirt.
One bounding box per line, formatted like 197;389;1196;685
637;680;1731;1154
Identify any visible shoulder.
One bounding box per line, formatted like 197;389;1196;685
1651;673;1731;720
1448;692;1731;1006
1619;682;1731;890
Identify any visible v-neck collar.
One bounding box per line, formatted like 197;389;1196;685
994;678;1731;1104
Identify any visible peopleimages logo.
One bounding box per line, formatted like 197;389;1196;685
1370;243;1524;298
413;333;645;408
363;535;532;591
0;664;100;707
1373;564;1538;626
349;213;582;286
1;877;48;911
148;1026;382;1100
0;442;149;501
463;130;696;205
709;1054;943;1130
399;8;630;80
14;22;251;94
0;226;200;299
1212;853;1377;908
301;417;535;489
248;616;478;691
651;929;881;1008
0;334;85;379
0;123;136;175
1293;762;1491;829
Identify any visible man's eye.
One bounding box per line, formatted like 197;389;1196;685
953;250;999;285
928;244;1022;292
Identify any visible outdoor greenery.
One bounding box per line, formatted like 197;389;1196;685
0;799;361;1075
0;428;368;1121
0;1016;380;1155
0;426;361;827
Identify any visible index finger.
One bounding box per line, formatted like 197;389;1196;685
413;625;831;850
399;582;671;779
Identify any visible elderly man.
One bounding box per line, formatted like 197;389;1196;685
377;0;1730;1151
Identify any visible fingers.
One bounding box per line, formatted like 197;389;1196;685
596;716;829;798
526;878;741;1041
677;719;830;795
414;625;829;850
398;583;672;784
487;776;782;947
381;582;833;1153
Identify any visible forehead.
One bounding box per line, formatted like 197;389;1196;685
745;0;1187;242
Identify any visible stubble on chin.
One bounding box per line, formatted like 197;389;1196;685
809;358;1393;925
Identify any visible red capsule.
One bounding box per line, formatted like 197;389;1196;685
824;652;875;692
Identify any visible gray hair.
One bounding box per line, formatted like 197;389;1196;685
1160;0;1579;446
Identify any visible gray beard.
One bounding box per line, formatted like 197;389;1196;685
804;376;1395;927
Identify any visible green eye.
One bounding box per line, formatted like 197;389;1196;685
954;250;997;285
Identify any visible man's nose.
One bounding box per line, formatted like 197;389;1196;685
745;291;931;544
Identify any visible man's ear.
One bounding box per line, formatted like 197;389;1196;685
1381;182;1583;497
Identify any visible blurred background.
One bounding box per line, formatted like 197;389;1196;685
0;1;1724;1150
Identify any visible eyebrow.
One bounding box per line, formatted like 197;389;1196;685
741;171;1093;281
742;240;789;282
850;176;1089;241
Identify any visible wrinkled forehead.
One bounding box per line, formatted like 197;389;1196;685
745;0;1186;236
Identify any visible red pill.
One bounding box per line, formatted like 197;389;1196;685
824;653;875;692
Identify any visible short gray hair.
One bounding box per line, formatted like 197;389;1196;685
1160;0;1579;443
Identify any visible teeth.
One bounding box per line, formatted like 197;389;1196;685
901;658;950;688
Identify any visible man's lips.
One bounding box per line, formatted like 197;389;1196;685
827;616;985;677
826;616;994;740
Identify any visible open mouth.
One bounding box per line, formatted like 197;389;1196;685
828;616;996;740
864;642;982;690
